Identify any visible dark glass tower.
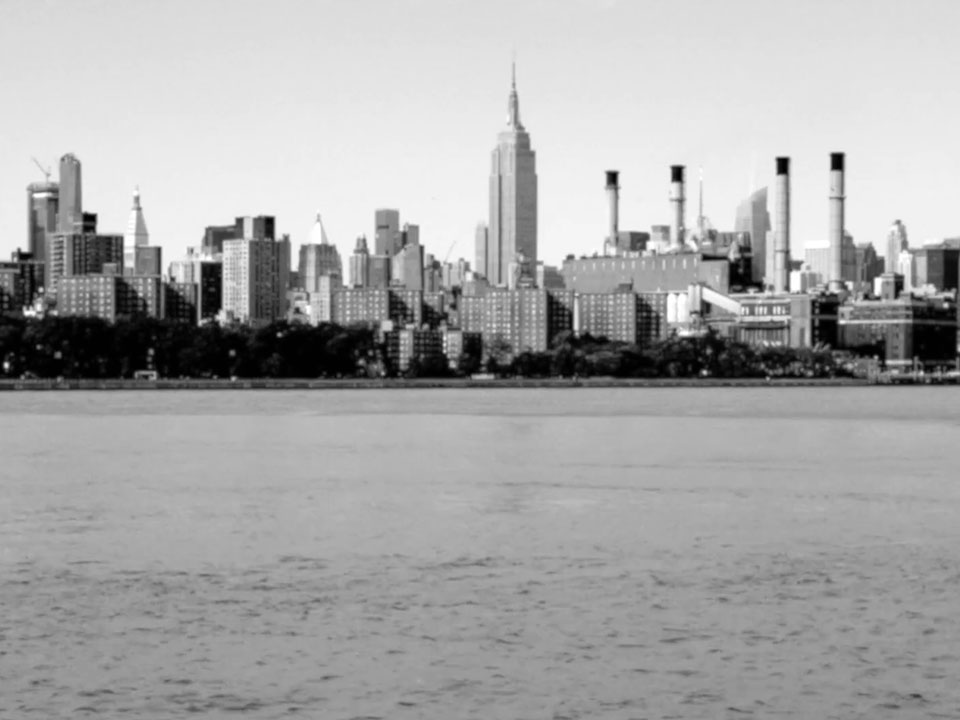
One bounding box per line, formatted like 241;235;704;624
26;181;59;262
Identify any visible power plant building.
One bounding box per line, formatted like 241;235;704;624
562;254;730;295
839;297;958;368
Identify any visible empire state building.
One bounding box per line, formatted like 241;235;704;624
487;64;537;286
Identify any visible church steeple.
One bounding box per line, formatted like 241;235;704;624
507;61;524;130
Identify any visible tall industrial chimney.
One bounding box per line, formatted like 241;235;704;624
774;157;790;294
829;152;845;292
605;170;619;254
670;165;685;251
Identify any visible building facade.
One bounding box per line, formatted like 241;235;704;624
57;154;82;234
56;274;162;322
733;187;771;286
488;65;537;286
221;237;289;327
47;232;123;292
123;188;149;274
27;181;59;263
374;209;401;256
299;218;343;292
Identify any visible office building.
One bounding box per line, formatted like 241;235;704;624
853;242;884;295
299;214;343;292
122;188;150;274
165;282;198;324
375;209;401;256
134;246;162;276
47;232;124;292
804;233;857;289
221;234;289;327
475;223;489;280
202;224;235;255
368;255;391;289
349;235;370;288
912;244;960;293
733;187;771;286
488;64;537;285
57;154;83;233
886;220;908;274
391;242;424;290
237;215;275;241
27;181;59;263
0;256;45;313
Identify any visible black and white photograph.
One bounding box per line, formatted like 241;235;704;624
1;0;959;717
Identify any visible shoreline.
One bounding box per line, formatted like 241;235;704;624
0;377;879;391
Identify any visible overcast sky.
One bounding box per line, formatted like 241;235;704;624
2;0;959;268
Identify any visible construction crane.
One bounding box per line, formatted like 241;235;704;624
31;157;52;182
443;239;458;263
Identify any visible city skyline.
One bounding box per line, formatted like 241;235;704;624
3;0;960;269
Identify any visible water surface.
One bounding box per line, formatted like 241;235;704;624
1;388;959;719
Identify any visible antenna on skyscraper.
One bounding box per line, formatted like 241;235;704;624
31;157;52;182
698;166;705;241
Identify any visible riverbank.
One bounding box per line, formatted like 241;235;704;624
0;376;874;391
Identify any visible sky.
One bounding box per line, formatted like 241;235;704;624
2;0;960;270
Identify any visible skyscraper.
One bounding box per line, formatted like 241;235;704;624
221;237;288;327
886;220;908;274
349;235;370;288
733;187;771;286
123;188;149;275
299;214;343;292
375;209;401;256
488;63;537;286
57;154;83;233
474;223;489;280
27;181;59;263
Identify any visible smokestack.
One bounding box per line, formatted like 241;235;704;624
605;170;619;254
774;157;790;294
670;165;685;251
829;152;845;292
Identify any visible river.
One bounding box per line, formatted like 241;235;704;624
1;388;958;718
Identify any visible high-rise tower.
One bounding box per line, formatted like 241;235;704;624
299;213;343;292
57;153;82;233
488;62;537;286
27;181;59;262
123;187;150;274
885;219;907;274
733;187;771;287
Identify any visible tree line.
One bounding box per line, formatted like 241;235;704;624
0;315;854;380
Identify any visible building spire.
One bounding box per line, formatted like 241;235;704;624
507;60;523;130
